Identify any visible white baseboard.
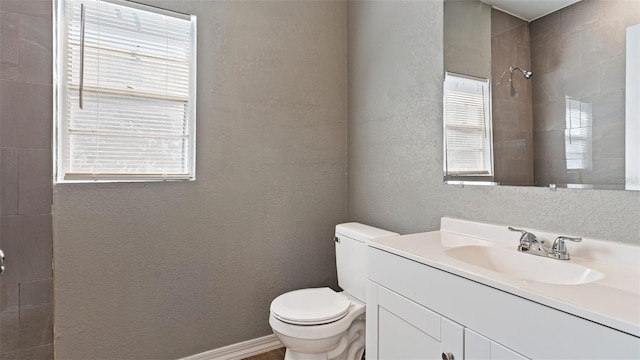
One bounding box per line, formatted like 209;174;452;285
180;334;283;360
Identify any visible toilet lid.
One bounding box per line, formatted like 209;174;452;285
270;287;351;325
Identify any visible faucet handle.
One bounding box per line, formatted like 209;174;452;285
508;227;527;235
508;227;536;240
552;236;582;252
508;227;537;251
551;236;582;260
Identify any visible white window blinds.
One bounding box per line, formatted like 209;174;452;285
565;97;593;170
443;72;493;176
55;0;197;182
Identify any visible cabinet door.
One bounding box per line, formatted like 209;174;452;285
465;328;529;360
367;282;463;360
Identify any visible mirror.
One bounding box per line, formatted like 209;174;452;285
443;0;640;190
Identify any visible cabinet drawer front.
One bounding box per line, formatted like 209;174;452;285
377;285;441;339
465;328;529;360
368;247;640;359
371;284;464;360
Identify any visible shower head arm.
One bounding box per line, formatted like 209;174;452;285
510;66;533;79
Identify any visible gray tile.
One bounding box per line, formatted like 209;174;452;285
493;131;532;160
0;80;52;149
601;0;640;29
18;303;52;349
491;38;517;77
495;159;534;186
0;215;52;282
560;0;600;35
19;215;52;282
591;88;624;123
534;158;568;186
18;14;52;85
532;100;565;132
0;343;52;360
492;8;526;37
0;216;20;284
581;22;625;67
530;37;546;75
586;157;625;186
564;64;601;98
534;129;565;161
532;70;565;104
533;159;551;186
0;1;51;20
0;282;19;311
1;148;19;216
600;55;625;93
591;122;625;160
0;11;20;81
18;149;52;215
19;278;51;306
529;10;561;43
545;32;580;74
0;304;19;353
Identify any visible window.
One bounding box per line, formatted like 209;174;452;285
565;97;593;171
54;0;197;182
443;72;493;176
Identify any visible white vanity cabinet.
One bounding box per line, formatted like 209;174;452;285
464;329;527;360
366;282;464;360
366;246;640;360
367;280;527;360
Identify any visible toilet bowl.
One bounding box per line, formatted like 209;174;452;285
269;223;398;360
270;289;365;360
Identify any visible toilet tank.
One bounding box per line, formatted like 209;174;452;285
335;223;398;302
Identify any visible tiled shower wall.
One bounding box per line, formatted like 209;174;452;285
0;0;54;359
491;9;534;186
530;0;640;188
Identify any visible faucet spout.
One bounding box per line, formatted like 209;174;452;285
509;227;554;258
508;227;579;260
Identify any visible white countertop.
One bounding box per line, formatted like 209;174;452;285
368;218;640;337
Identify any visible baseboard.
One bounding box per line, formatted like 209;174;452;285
180;334;283;360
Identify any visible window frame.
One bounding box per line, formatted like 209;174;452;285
443;72;494;178
53;0;197;183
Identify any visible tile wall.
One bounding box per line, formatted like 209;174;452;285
491;9;535;186
530;0;640;188
0;0;53;359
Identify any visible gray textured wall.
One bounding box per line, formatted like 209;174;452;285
347;0;639;243
53;1;347;359
443;0;491;79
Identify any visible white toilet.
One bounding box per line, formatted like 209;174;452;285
269;223;398;360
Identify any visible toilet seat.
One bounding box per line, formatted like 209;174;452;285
270;287;351;325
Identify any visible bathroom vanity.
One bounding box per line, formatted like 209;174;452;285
366;218;640;359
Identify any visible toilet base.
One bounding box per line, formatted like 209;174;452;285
278;318;365;360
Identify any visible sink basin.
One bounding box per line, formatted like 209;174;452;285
445;245;604;285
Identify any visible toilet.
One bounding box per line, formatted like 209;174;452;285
269;223;398;360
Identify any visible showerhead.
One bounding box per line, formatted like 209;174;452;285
510;66;533;79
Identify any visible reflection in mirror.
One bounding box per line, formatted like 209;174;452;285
443;0;640;190
443;72;494;181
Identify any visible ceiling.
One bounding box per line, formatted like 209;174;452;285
480;0;581;21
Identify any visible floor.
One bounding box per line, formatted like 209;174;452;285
244;348;286;360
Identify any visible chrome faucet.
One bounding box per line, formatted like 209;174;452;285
508;227;582;260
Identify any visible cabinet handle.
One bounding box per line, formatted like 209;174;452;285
441;352;454;360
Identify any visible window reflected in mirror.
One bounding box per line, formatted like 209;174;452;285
443;73;494;179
